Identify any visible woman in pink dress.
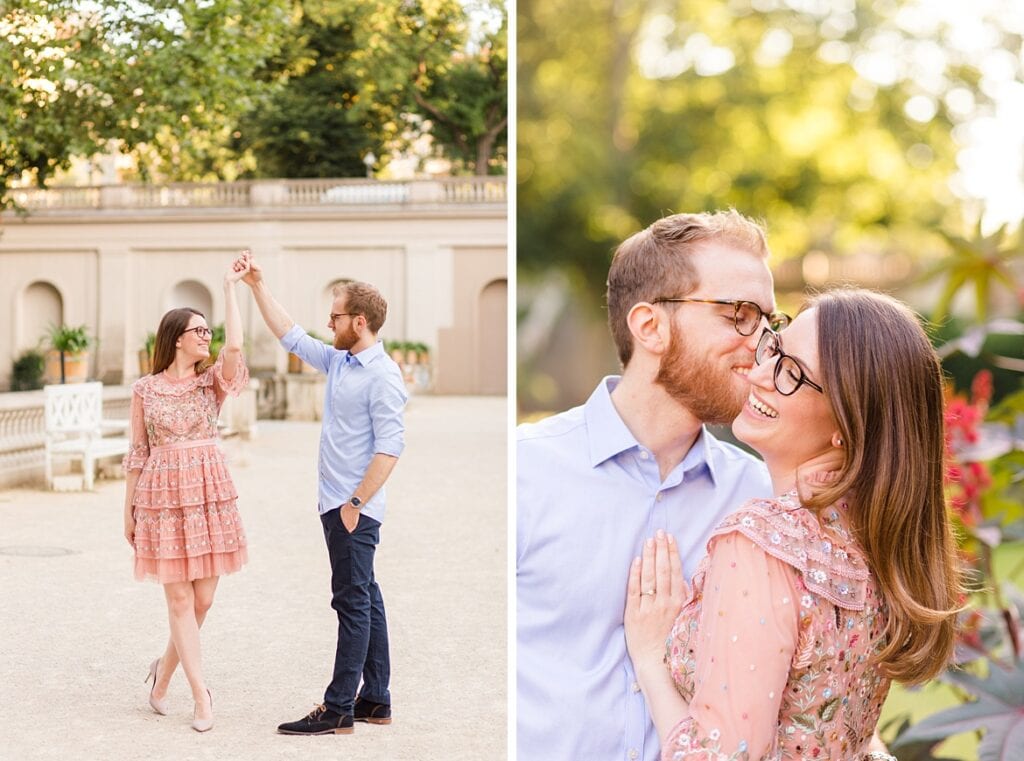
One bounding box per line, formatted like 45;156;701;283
122;260;251;732
625;289;962;760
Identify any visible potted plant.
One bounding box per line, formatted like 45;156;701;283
138;331;156;375
414;341;431;364
386;340;406;365
11;349;45;391
210;323;226;360
44;324;92;384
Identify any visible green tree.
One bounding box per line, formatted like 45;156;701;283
235;8;375;178
0;0;291;202
310;0;507;175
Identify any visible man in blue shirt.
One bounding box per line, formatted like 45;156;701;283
517;211;787;761
236;252;408;736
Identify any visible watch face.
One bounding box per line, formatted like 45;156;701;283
350;497;362;507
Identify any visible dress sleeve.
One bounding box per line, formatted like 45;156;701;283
209;351;250;405
122;386;150;471
661;531;801;761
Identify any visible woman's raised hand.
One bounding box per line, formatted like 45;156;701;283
624;530;687;672
225;249;252;285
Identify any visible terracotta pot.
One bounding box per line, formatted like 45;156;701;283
405;349;418;365
390;349;406;364
138;349;153;376
288;353;304;374
44;350;89;384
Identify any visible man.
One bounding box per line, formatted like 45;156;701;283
517;210;786;761
236;252;407;735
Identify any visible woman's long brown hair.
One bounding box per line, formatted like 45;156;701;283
802;289;963;685
151;308;206;376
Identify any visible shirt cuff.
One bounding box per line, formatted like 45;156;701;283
279;324;306;352
374;438;405;458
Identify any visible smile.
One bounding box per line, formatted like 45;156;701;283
733;365;751;376
748;392;778;418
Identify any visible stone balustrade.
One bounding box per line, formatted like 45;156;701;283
3;177;506;214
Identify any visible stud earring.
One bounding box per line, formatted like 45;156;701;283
832;435;844;448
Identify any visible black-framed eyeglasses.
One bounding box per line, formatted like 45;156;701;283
181;326;212;339
651;297;791;336
755;328;824;395
329;313;357;323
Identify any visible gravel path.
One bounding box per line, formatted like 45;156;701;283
0;396;507;761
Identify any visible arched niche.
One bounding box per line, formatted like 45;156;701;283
165;280;213;319
22;281;64;350
477;278;507;395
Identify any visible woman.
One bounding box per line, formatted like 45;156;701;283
625;289;962;760
122;260;251;732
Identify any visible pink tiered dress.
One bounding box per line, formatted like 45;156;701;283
123;354;249;583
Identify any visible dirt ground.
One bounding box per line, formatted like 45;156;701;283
0;396;507;761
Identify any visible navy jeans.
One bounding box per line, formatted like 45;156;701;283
320;508;391;715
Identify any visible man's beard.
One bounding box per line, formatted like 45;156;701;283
333;326;359;351
655;330;747;424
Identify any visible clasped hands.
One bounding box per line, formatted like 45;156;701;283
226;249;262;287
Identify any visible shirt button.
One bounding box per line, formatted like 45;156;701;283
629;750;639;760
639;450;649;460
631;681;640;693
656;492;663;502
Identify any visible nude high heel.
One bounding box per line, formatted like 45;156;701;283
145;658;168;716
191;689;213;733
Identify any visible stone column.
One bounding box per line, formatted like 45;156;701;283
96;246;133;384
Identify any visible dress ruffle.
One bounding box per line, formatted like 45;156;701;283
132;443;247;583
710;492;869;610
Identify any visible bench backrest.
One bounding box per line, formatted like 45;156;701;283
44;382;103;436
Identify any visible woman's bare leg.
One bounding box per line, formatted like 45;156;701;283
163;580;212;720
152;577;219;700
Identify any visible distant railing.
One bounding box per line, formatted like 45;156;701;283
3;177;506;213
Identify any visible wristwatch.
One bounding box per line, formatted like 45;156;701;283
348;496;362;509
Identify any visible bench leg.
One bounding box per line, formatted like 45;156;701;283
83;453;95;491
44;450;54;490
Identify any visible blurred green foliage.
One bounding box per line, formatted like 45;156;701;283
518;0;1017;298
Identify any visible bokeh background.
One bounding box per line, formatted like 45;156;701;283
518;0;1024;756
518;0;1023;414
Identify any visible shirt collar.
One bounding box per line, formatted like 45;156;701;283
346;340;385;367
583;376;719;484
584;377;638;467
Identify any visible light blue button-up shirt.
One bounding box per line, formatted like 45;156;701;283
281;326;408;523
516;377;771;761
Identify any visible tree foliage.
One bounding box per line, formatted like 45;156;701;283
0;0;292;197
1;0;507;196
517;0;1019;298
307;0;508;175
234;7;374;178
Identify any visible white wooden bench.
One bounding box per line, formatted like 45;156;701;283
44;382;130;490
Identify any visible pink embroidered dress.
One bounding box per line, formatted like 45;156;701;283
662;492;892;761
123;354;249;583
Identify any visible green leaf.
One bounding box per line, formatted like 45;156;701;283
818;696;840;722
791;713;816;731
